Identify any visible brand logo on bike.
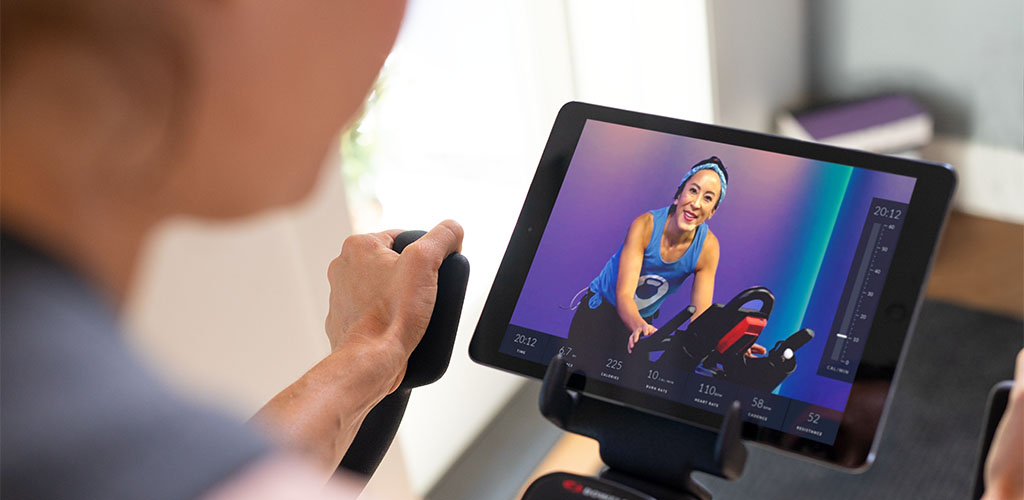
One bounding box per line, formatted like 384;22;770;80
559;478;626;500
561;479;584;493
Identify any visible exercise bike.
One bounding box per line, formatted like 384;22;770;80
632;286;814;392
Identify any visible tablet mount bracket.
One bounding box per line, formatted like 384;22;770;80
522;354;747;500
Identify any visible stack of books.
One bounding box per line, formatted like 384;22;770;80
776;94;933;157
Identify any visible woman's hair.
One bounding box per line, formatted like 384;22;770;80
668;156;729;214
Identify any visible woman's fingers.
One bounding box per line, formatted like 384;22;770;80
627;327;642;354
370;229;405;247
411;220;464;260
627;324;657;354
983;348;1024;499
324;220;464;366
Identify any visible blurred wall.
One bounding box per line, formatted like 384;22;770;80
711;0;1024;151
711;0;1023;222
809;0;1024;223
709;0;810;132
808;0;1024;151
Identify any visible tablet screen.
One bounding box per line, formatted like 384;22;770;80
496;118;916;447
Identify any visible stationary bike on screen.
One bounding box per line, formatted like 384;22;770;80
632;286;815;392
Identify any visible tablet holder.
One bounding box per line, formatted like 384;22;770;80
522;354;747;500
336;230;470;478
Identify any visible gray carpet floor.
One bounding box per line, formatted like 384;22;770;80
700;300;1023;499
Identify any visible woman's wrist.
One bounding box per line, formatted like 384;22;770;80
252;336;403;472
615;305;645;331
316;338;404;413
626;316;648;332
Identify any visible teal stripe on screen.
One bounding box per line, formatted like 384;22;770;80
771;163;852;394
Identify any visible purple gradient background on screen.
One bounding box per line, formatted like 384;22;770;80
508;120;915;410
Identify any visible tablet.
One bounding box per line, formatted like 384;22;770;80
469;102;955;470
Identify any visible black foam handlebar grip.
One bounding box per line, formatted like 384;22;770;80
633;305;696;354
782;328;814;351
337;230;470;478
393;230;470;389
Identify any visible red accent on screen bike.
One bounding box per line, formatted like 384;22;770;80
716;316;765;354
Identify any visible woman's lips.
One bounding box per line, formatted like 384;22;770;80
682;210;698;222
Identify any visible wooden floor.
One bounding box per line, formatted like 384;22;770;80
517;211;1024;495
926;212;1024;319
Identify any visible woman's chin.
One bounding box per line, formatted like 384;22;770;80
676;219;698;233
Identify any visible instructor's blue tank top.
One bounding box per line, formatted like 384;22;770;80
588;206;707;318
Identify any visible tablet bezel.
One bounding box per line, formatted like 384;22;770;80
469;101;956;470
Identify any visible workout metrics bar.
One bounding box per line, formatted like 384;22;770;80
499;324;844;444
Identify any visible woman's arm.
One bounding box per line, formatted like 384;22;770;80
615;214;655;334
689;230;719;320
250;344;394;480
251;221;464;480
617;214;660;354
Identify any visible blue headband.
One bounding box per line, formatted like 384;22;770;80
679;162;727;203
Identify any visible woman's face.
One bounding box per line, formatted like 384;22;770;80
159;0;408;218
672;169;721;233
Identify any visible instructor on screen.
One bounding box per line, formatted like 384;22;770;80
568;157;762;359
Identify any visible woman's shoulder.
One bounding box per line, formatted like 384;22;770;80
633;211;655;225
629;212;656;234
703;225;718;245
699;226;720;260
625;212;655;247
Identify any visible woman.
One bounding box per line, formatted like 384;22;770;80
2;1;461;498
568;157;760;362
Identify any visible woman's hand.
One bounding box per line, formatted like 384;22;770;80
982;348;1024;500
252;221;463;476
325;220;464;393
627;323;658;354
745;344;767;358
